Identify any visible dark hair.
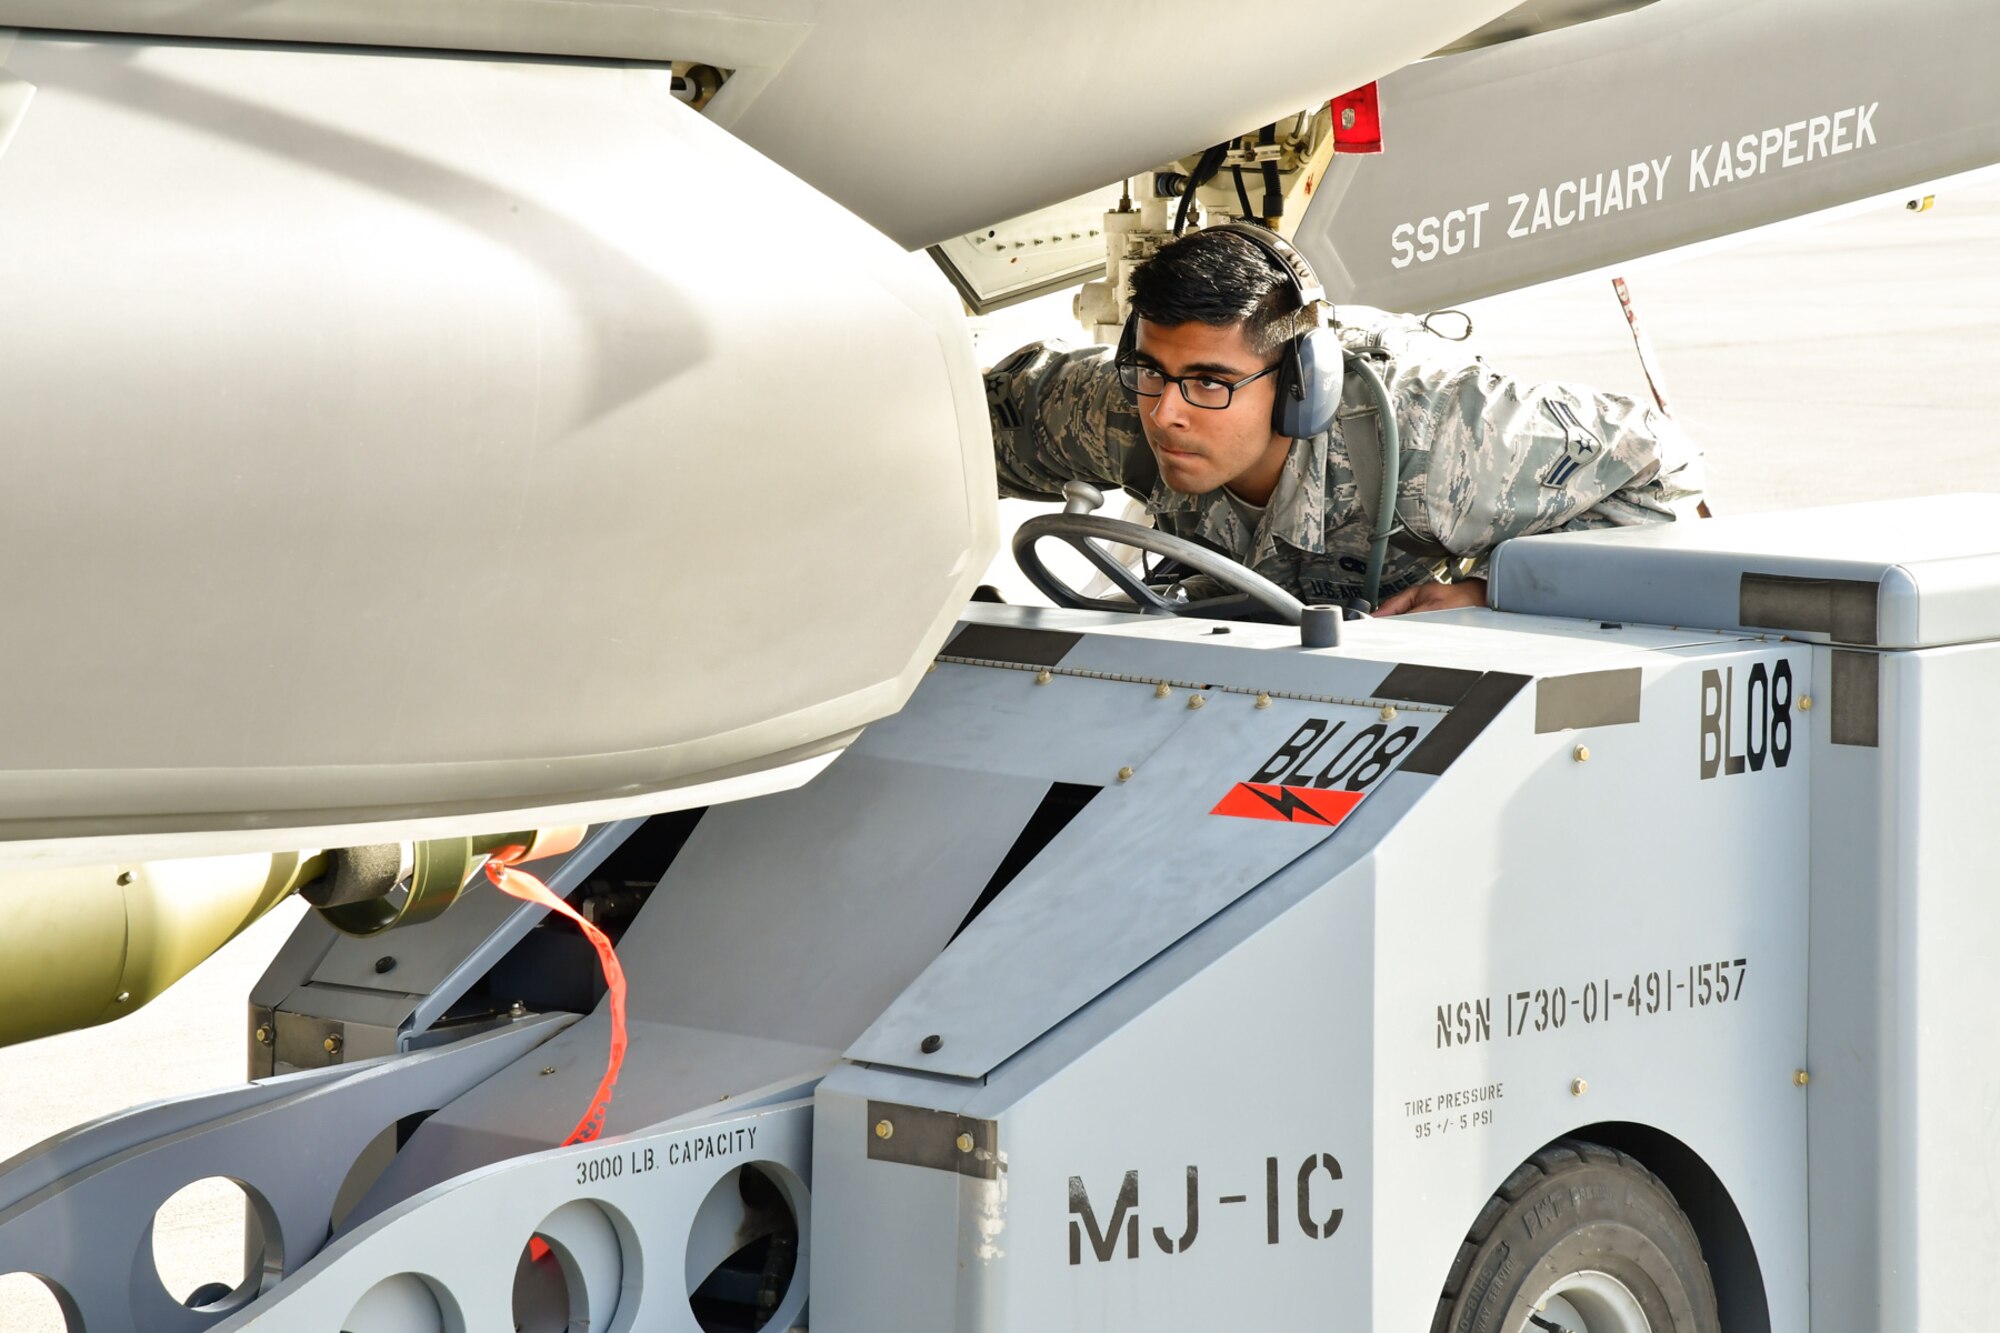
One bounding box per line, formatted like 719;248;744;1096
1127;229;1301;357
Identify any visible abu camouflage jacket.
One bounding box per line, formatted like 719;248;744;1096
985;306;1707;606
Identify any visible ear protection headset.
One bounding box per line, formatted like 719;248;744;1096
1117;222;1343;439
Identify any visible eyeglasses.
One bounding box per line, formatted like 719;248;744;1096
1116;357;1279;410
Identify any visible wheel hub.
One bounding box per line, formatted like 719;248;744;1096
1525;1270;1651;1333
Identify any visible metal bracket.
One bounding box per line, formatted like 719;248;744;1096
866;1100;1000;1180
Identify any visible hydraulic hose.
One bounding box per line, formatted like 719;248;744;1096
1174;143;1230;235
1346;351;1400;609
1258;123;1283;219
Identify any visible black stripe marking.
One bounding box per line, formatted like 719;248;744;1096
1374;663;1483;707
1401;672;1531;776
944;624;1082;667
951;782;1100;941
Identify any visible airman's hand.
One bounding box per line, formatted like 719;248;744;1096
1375;578;1488;617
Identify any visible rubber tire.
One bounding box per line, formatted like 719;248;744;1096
1430;1139;1720;1333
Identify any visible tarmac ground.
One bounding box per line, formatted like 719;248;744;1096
3;174;1998;1329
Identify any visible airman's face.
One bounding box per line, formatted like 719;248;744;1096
1131;319;1291;503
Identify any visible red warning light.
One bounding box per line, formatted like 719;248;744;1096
1331;83;1383;154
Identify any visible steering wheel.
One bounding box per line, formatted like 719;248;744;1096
1011;482;1305;625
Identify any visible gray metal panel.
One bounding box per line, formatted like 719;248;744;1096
249;912;339;1011
206;1099;817;1333
1802;642;2000;1328
1489;496;2000;648
956;766;1437;1106
848;690;1441;1078
0;1017;567;1333
1875;554;2000;650
863;658;1206;787
616;752;1051;1052
273;985;422;1036
953;852;1380;1326
1296;0;2000;309
1865;643;2000;1326
811;1073;976;1332
0;1064;352;1205
820;638;1811;1332
348;1016;834;1222
0;34;993;849
348;747;1053;1210
1363;644;1810;1332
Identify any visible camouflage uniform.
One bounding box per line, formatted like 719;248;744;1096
985;306;1706;606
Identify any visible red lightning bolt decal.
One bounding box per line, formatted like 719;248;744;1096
1209;783;1365;826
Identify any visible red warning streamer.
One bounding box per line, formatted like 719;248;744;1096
486;846;628;1147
